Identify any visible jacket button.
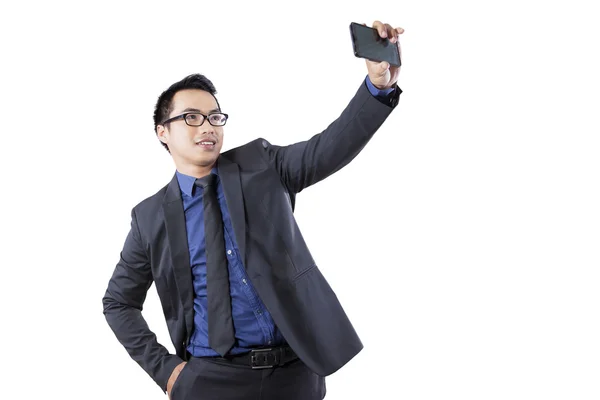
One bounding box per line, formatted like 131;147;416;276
262;139;268;149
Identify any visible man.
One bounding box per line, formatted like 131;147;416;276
103;20;404;400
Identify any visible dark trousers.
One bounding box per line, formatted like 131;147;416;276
170;356;326;400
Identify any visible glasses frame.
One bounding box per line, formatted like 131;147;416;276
161;111;229;127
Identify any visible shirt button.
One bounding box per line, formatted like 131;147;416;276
227;250;232;255
242;279;247;284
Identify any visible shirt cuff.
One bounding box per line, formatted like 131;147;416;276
365;75;395;98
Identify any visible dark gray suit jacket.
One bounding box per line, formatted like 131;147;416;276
102;80;401;392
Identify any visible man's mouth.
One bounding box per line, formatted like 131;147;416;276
195;139;216;149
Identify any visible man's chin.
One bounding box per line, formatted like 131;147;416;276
193;157;218;167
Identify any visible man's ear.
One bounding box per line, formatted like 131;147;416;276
156;125;168;144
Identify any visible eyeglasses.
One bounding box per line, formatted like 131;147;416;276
161;112;229;127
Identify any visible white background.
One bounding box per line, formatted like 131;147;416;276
1;0;599;399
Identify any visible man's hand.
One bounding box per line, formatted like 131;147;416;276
364;20;404;90
166;361;187;399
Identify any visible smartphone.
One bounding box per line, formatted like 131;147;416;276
349;22;401;67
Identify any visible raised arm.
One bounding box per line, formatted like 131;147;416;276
259;78;401;194
258;21;404;193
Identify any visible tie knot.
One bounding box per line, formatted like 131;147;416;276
195;174;217;189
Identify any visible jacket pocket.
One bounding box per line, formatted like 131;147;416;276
292;263;317;284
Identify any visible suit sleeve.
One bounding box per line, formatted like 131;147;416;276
102;208;183;393
257;79;401;194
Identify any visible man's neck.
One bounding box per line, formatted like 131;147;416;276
175;162;216;179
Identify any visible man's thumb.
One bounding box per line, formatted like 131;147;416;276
378;61;390;74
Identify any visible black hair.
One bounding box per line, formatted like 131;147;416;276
153;73;221;153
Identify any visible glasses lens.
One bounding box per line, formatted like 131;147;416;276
185;113;205;126
208;113;228;126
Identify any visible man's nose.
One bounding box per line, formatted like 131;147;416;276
196;121;215;134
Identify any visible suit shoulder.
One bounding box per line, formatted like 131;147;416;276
221;137;273;167
131;182;169;215
222;137;271;155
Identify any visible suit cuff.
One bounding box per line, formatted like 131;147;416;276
365;75;396;97
159;354;186;392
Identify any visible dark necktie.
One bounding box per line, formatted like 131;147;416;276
194;174;235;356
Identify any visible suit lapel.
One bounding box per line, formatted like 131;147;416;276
217;156;247;268
162;174;194;335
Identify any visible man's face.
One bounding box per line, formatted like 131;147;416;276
157;89;225;172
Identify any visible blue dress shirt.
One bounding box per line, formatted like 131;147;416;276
365;75;396;98
176;168;286;357
177;76;393;357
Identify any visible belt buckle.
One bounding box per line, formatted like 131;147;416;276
250;348;275;369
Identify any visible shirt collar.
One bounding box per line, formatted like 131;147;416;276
175;165;219;197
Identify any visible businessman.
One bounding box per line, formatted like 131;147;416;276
103;20;404;400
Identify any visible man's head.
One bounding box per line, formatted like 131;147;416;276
154;74;226;176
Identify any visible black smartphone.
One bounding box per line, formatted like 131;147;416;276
349;22;401;67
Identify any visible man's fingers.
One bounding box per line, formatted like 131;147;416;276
384;23;397;43
371;21;403;43
372;20;387;38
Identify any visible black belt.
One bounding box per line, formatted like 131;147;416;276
219;345;298;369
